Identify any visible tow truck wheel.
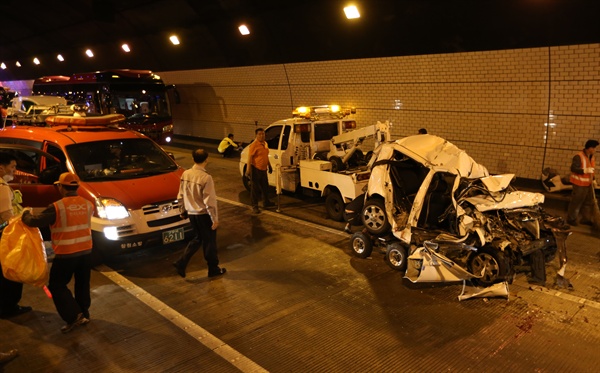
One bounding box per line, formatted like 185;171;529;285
350;232;373;258
242;166;251;191
385;242;408;272
361;198;391;235
468;246;509;287
325;191;345;221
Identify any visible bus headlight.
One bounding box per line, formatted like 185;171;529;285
96;197;130;220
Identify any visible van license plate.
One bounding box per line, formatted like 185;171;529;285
163;228;184;244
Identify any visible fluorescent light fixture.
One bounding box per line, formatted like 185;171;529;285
57;54;64;61
169;35;180;45
33;57;41;65
238;24;250;35
122;43;131;52
86;49;94;57
344;5;360;19
15;61;21;67
0;63;6;70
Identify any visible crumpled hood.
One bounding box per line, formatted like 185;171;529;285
79;170;183;210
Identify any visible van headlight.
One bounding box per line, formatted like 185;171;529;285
162;124;174;132
95;197;130;220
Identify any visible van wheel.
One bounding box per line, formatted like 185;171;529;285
350;232;373;258
468;246;509;286
329;156;346;173
361;198;390;235
385;242;407;272
325;191;344;221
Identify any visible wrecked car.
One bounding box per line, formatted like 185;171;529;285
350;134;571;288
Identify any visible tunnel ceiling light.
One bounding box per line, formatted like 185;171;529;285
169;35;180;45
0;63;6;70
122;43;131;52
85;49;94;57
238;24;250;35
15;61;21;67
344;5;360;19
33;57;41;65
57;54;64;62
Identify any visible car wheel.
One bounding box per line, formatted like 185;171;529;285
361;198;391;235
325;191;345;221
242;165;251;191
385;242;408;272
468;246;509;286
350;232;373;258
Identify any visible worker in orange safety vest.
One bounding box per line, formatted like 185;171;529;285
22;172;94;333
567;139;599;226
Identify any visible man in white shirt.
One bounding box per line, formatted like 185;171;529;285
173;149;226;278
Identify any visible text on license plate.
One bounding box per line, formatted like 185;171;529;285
163;227;185;244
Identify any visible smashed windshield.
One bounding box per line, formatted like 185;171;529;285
66;138;178;181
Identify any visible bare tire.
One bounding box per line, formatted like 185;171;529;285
385;242;407;272
361;198;390;235
325;191;345;221
350;232;373;258
468;246;509;286
329;156;346;173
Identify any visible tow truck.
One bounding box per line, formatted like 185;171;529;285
239;105;392;220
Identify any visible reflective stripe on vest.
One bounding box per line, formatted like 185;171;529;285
50;196;93;255
570;152;595;186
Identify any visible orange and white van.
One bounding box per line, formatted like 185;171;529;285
0;114;191;262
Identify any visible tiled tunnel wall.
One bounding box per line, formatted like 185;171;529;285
159;43;600;181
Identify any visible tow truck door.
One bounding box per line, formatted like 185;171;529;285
264;124;285;186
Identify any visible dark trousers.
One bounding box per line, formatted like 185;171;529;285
0;263;23;314
177;214;219;273
222;145;236;158
48;254;92;323
250;166;270;207
567;184;594;223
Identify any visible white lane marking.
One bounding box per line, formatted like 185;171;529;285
98;267;268;373
217;196;600;309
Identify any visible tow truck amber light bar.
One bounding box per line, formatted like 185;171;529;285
292;105;356;120
45;114;126;127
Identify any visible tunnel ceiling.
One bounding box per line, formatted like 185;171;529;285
0;0;598;81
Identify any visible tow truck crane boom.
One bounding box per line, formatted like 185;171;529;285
328;120;392;165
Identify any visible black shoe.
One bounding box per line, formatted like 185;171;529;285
343;224;352;234
251;206;261;214
0;305;32;319
173;262;186;278
0;349;18;364
208;268;227;278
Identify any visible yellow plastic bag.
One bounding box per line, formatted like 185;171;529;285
0;216;48;287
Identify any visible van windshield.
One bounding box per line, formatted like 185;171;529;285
66;138;178;181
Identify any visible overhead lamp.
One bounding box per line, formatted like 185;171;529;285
169;35;180;45
15;61;21;67
33;57;41;65
57;54;64;62
0;63;6;70
344;5;360;19
122;43;131;52
238;25;250;35
86;49;94;57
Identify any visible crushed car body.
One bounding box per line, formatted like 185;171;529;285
350;134;572;293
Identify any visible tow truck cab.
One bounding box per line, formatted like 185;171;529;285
0;114;192;262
